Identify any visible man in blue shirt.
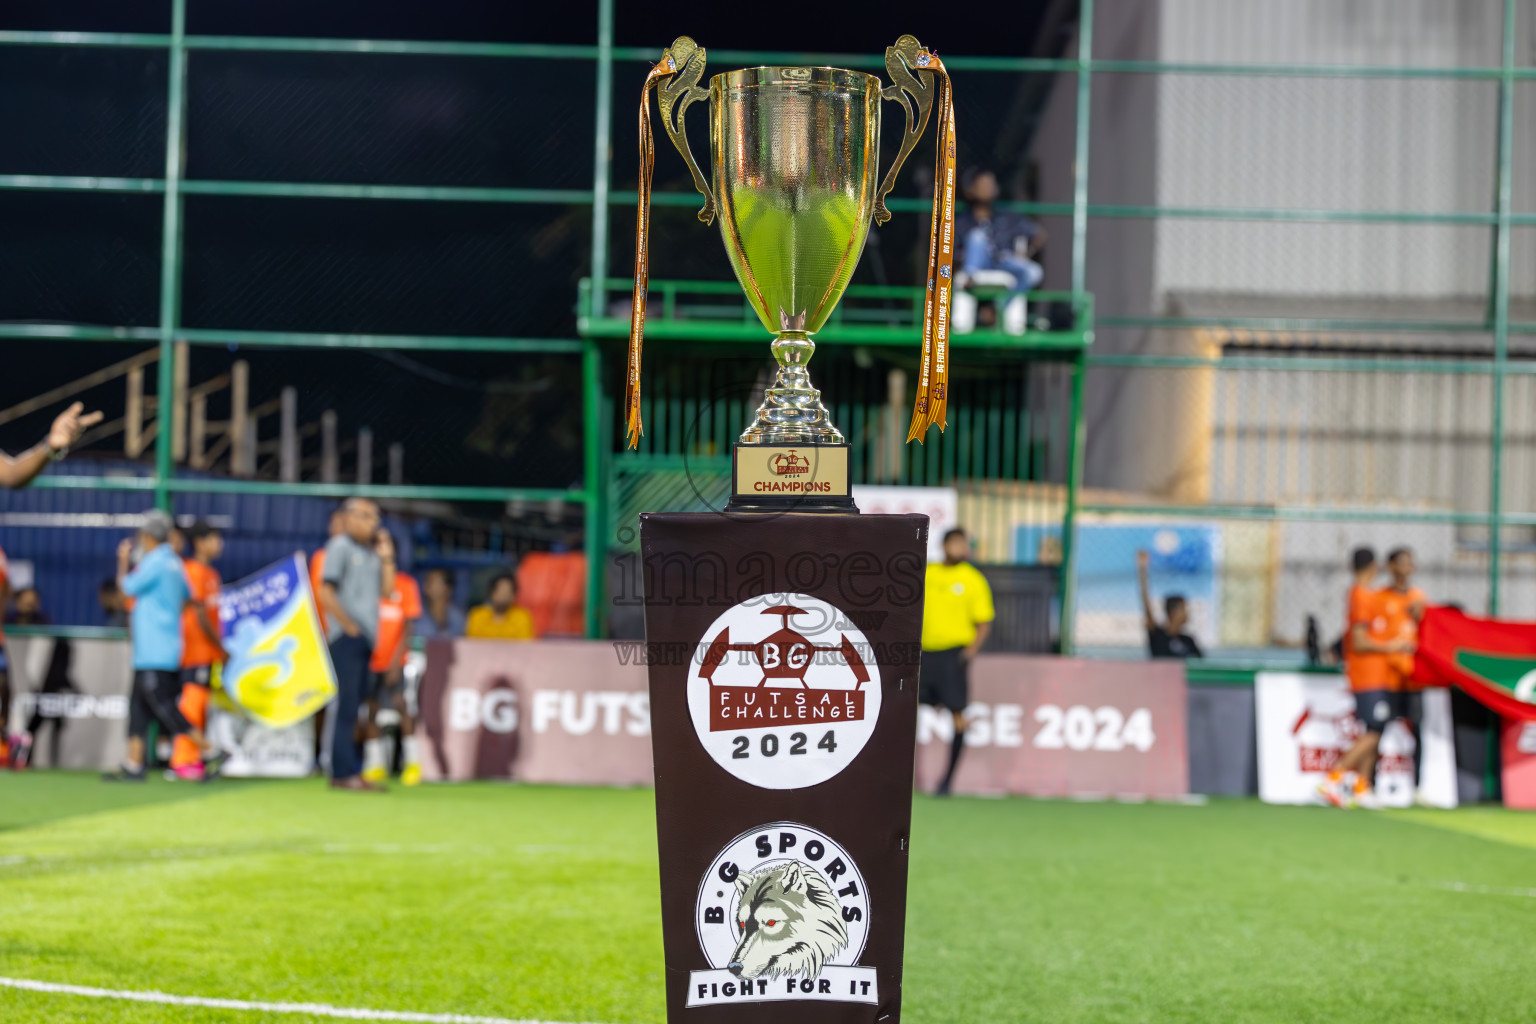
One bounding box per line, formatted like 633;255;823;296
104;509;214;782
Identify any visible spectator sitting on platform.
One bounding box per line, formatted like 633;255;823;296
98;577;128;628
416;568;466;640
952;167;1045;336
466;572;536;641
1137;550;1203;659
6;587;50;625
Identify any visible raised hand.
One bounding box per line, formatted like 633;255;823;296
49;401;104;451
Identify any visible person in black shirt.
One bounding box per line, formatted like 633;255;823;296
1137;550;1203;659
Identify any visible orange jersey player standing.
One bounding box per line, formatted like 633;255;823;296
310;506;346;637
170;522;227;781
1322;545;1419;809
361;530;424;786
1376;547;1426;688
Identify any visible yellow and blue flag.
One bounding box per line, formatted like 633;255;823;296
217;554;336;728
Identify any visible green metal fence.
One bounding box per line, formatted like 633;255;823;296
7;0;1529;656
1062;0;1533;659
0;0;1101;642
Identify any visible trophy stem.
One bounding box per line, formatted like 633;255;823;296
738;332;846;445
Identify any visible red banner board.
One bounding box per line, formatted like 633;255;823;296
913;656;1188;799
417;641;1187;800
415;639;651;785
1502;718;1536;810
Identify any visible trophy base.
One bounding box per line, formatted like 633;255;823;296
726;442;857;514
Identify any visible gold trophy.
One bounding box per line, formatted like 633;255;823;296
628;35;957;512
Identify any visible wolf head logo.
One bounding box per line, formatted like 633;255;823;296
728;860;848;980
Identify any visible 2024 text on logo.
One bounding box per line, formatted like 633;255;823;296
687;593;881;790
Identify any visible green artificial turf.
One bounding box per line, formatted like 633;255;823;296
0;774;1532;1023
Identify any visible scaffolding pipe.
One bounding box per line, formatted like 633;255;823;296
229;360;249;475
321;410;338;483
280;386;299;483
356;427;373;485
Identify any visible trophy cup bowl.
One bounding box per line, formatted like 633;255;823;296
711;66;881;446
639;35;947;511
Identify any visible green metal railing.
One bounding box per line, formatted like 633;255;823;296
6;0;1528;648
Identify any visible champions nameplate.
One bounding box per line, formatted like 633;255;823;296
728;444;853;513
640;512;927;1022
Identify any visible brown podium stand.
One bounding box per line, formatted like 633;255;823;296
640;510;927;1023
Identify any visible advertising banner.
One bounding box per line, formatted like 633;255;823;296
1255;672;1456;808
914;657;1188;799
849;486;957;562
1015;523;1219;649
4;636;128;771
415;642;1191;804
205;704;315;778
415;639;651;784
217;554;336;729
1502;719;1536;810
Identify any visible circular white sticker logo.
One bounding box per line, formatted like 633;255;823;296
689;822;874;1007
688;592;880;790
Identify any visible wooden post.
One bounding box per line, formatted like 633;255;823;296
172;340;189;463
356;427;373;485
388;442;403;485
126;366;144;457
230;360;249;475
190;392;207;469
280;386;298;483
241;413;258;476
320;410;338;483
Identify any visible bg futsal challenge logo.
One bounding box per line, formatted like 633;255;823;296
687;592;880;789
688;822;875;1007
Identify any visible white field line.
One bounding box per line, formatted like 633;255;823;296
1433;880;1536;899
0;842;580;871
0;977;609;1024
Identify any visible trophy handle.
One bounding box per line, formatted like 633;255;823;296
874;34;938;226
658;37;716;224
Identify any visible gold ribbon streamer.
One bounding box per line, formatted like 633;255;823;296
626;57;679;450
906;53;957;443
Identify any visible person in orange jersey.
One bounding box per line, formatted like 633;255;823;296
1320;546;1415;809
1379;548;1428;796
361;529;423;786
310;505;346;634
169;521;228;781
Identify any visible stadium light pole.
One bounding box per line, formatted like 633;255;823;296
154;0;189;513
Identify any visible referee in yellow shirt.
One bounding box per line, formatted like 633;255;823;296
921;527;995;796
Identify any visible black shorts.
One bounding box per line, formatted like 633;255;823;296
366;672;405;706
128;669;193;739
181;665;212;689
919;647;969;713
1354;689;1407;734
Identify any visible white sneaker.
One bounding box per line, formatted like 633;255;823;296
1003;294;1028;335
1318;777;1350;808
